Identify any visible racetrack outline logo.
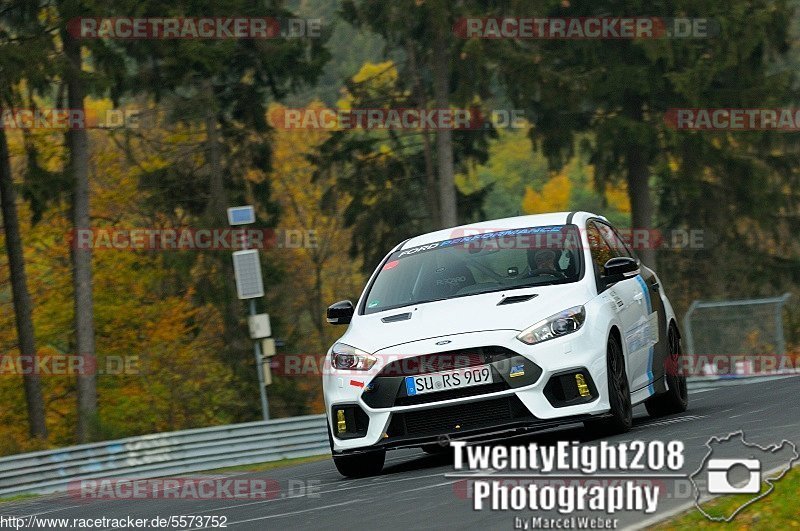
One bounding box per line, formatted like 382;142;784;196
689;431;799;522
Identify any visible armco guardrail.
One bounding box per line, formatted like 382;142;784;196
0;414;329;497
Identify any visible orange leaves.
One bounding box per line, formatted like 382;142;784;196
522;171;572;214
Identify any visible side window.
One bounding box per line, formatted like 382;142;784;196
586;222;614;278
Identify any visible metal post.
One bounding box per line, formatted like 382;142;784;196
682;300;699;356
775;293;791;358
251;298;270;421
240;222;269;422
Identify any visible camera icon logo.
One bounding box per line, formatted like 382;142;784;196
691;431;799;522
706;458;761;494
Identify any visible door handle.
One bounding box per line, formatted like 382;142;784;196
633;293;644;302
650;282;660;291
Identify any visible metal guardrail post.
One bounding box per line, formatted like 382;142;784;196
775;292;791;357
682;300;699;356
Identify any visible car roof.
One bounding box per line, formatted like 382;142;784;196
400;211;605;249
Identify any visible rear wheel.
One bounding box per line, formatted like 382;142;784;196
645;323;689;417
585;333;632;435
328;425;385;478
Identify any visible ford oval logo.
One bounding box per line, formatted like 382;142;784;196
435;340;452;345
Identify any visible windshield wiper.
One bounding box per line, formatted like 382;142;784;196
453;283;541;297
398;284;540;308
372;297;449;314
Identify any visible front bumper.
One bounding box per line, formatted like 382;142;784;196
337;406;596;455
323;328;611;452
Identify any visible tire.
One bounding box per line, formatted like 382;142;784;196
332;450;386;478
645;323;689;417
585;333;632;436
327;425;386;478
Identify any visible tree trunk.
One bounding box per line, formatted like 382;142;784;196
431;8;457;228
0;128;48;439
406;41;439;229
312;262;325;351
202;85;249;369
626;147;656;268
203;84;226;224
64;31;98;443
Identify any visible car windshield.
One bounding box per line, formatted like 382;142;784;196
362;224;583;315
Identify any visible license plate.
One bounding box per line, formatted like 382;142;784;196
404;366;493;396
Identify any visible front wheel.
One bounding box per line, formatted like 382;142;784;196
332;450;385;478
328;425;385;478
585;333;632;436
645;323;689;417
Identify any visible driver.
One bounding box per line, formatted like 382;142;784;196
532;249;557;273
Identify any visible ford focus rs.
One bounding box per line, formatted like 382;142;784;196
323;212;688;477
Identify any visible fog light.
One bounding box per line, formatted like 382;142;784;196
575;374;590;397
336;409;346;433
331;405;370;439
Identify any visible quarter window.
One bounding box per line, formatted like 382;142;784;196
595;222;633;259
587;222;615;277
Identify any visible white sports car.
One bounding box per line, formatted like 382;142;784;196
324;212;688;477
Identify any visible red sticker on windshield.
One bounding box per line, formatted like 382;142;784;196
382;260;399;271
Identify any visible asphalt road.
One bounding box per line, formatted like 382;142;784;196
4;375;800;530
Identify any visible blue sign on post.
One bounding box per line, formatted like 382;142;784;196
227;205;256;225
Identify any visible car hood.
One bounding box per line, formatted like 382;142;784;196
337;282;592;354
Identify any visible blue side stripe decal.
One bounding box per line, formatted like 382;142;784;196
634;275;655;395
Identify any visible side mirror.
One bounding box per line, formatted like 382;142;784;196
326;300;354;325
602;257;639;286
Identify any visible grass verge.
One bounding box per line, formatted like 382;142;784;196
654;465;800;529
201;453;330;474
0;493;40;504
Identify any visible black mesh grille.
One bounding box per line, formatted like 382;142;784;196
387;396;533;438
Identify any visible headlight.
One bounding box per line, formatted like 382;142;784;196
331;343;378;370
516;306;586;345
